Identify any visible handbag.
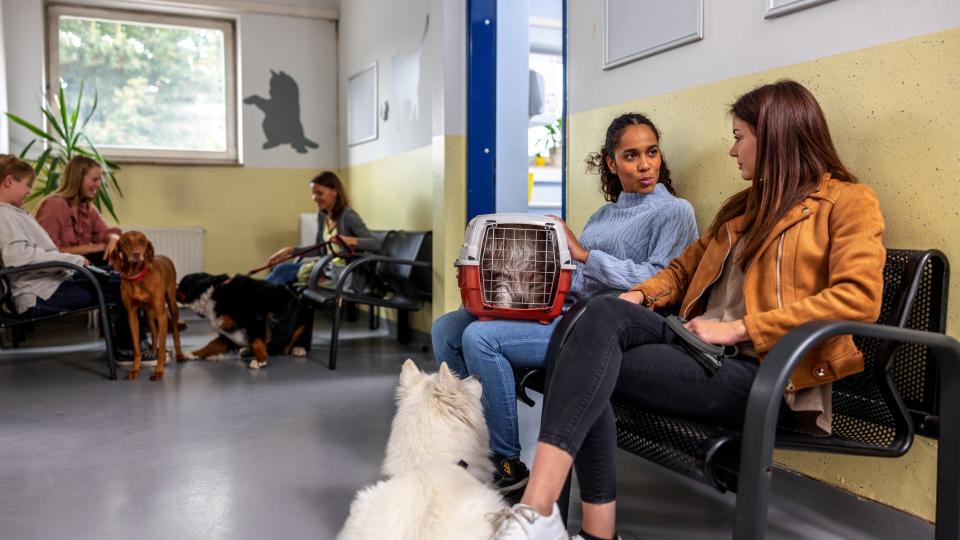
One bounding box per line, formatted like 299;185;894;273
664;315;739;375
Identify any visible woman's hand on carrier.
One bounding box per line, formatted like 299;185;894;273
547;215;588;263
267;246;295;266
684;318;748;346
619;290;646;305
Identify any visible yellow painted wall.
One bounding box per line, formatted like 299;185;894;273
342;136;467;332
567;28;960;521
45;165;321;276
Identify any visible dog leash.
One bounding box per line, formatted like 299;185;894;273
246;236;356;276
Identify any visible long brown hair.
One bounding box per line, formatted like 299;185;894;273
54;155;101;204
310;171;349;220
585;112;676;201
710;80;857;269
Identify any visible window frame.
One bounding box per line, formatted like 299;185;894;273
46;4;239;165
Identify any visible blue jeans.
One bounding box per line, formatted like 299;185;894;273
32;272;134;348
431;307;560;459
265;262;301;286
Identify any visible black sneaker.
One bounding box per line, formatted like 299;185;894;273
492;455;530;503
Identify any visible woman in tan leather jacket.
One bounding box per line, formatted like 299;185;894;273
490;80;886;540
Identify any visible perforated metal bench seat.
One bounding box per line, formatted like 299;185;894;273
515;249;959;539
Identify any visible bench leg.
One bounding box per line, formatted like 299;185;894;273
369;305;380;330
935;347;960;540
328;300;343;370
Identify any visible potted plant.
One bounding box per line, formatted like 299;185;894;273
535;117;563;166
5;82;123;220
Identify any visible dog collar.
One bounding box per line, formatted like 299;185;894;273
121;265;150;283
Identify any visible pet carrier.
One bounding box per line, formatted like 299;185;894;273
456;213;576;323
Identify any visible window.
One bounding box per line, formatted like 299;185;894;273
46;5;237;163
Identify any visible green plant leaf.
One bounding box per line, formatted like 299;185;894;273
41;108;68;146
18;139;37;159
78;90;98;135
34;148;52;175
5;113;54;142
58;84;71;143
43;167;61;195
95;186;119;221
70;81;84;131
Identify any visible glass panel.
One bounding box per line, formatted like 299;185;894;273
57;15;227;152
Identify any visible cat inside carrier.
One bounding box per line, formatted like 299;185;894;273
456;213;576;324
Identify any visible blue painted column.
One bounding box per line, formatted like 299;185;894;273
467;0;496;220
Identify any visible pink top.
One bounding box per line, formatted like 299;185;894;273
35;196;121;248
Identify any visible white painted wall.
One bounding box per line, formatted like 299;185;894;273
1;0;338;169
568;0;960;114
339;0;434;166
495;0;530;213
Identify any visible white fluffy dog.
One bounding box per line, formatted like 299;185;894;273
338;360;507;540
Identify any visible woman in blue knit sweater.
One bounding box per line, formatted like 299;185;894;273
431;113;698;498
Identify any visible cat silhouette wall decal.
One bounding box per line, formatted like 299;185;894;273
244;70;319;154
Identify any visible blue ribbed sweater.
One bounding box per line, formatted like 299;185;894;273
566;183;699;305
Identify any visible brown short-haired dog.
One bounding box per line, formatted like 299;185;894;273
110;231;185;380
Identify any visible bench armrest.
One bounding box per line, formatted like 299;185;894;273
0;261;118;380
306;254;430;300
735;319;960;539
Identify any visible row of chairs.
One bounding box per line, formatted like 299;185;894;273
0;229;433;378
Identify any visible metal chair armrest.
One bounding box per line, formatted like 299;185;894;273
0;261;118;380
734;319;960;539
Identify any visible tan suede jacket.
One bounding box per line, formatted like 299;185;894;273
633;176;885;391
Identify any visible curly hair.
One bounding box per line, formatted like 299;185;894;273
584;112;675;201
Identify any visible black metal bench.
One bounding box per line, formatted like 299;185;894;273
0;261;119;380
301;230;432;370
516;248;957;539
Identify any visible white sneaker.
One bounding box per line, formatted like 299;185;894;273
491;502;567;540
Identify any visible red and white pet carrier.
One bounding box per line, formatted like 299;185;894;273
456;213;576;324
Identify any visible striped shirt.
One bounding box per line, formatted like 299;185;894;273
567;183;699;306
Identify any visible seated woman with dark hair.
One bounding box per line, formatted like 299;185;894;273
264;171;381;287
433;112;699;504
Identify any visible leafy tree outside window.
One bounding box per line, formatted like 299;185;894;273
46;6;237;163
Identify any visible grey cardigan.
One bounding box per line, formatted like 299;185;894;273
306;207;381;255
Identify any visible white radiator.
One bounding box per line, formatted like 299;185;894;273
128;227;205;277
299;213;318;246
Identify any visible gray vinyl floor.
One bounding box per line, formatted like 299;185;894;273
0;311;934;540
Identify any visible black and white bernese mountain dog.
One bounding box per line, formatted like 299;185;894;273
176;273;310;369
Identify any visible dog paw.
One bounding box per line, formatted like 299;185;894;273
248;359;267;370
125;370;140;380
150;371;164;381
291;346;307;357
177;352;192;363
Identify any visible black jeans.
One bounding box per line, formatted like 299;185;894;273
538;296;760;504
31;272;135;349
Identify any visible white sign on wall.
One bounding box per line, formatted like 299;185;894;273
603;0;703;70
765;0;837;19
347;62;379;146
